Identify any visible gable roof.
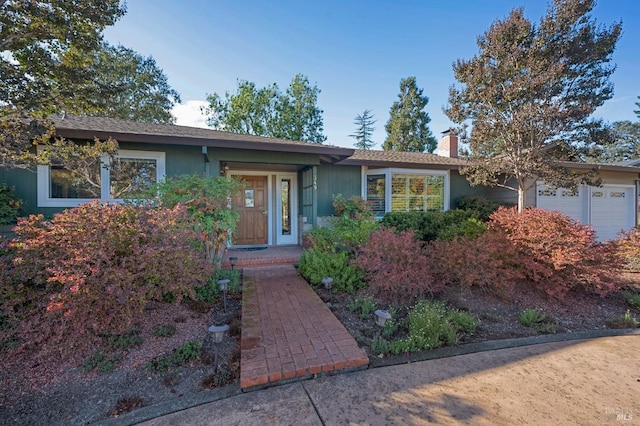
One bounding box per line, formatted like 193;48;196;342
50;115;354;163
337;149;467;170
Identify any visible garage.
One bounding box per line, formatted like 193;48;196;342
536;183;637;241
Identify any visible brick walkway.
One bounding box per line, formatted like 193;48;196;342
240;265;369;390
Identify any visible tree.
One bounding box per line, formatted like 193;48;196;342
350;109;377;150
383;77;437;153
445;0;622;212
0;0;126;168
634;95;640;118
593;121;640;163
273;74;326;143
204;74;327;143
64;43;181;124
205;80;279;135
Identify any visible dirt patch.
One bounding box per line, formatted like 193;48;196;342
313;276;640;364
0;294;242;426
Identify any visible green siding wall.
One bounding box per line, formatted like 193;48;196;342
316;165;361;216
450;171;486;208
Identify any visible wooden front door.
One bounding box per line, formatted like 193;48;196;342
233;175;268;245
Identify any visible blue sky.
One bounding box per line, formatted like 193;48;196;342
104;1;640;149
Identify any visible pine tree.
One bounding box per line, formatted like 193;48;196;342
383;77;436;153
350;109;377;150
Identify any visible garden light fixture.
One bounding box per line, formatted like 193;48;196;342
322;277;333;305
208;324;229;372
374;309;391;327
229;256;238;270
217;279;230;313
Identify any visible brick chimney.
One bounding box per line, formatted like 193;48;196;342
437;130;458;158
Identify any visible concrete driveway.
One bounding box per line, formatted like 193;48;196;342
138;335;639;425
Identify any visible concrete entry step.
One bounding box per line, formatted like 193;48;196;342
240;265;369;390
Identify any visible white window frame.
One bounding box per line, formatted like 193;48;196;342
37;149;165;208
361;167;450;216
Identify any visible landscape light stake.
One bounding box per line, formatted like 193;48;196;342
322;277;333;305
374;309;391;339
217;279;230;313
229;256;238;271
208;324;229;373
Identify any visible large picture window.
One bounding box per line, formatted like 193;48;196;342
364;169;447;215
38;150;165;207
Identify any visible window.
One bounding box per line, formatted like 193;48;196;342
391;174;444;212
38;150;165;207
366;174;386;216
364;169;447;214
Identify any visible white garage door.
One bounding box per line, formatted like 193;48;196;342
590;187;635;241
536;184;636;241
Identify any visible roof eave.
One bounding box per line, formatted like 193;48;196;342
55;128;354;161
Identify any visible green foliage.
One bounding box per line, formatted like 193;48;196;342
371;337;391;356
593;121;640;163
406;300;477;350
622;290;640;310
4;202;211;357
446;0;621;210
153;325;177;338
298;247;364;293
152;175;244;268
81;350;124;374
606;310;639;329
437;218;487;241
0;184;22;225
383;76;437;153
375;301;478;355
381;209;480;242
455;196;510;221
205;74;326;143
213;269;241;293
350;109;377;150
519;309;547;327
1;0;125;168
65;43;181;123
107;329;144;350
347;297;377;320
332;194;375;221
147;341;202;371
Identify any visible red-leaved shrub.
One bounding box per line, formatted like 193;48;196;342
357;228;441;304
488;207;622;300
616;227;640;271
427;231;518;297
4;201;213;355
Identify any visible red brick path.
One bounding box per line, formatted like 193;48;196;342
240;265;369;389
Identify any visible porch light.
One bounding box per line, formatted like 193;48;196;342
229;256;238;270
374;309;391;327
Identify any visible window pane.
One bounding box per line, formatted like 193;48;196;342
391;174;445;212
281;179;291;236
366;174;386;215
110;157;157;199
50;165;101;199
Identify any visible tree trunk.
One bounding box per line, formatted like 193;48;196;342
517;185;526;213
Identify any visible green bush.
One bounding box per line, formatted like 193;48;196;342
153;325;177;338
380;209;479;242
347;297;377;320
437;217;487;241
455;196;511;221
81;350;124;374
519;309;547;327
622;289;640;310
0;184;22;225
298;247;364;293
107;329;144;350
146;341;202;371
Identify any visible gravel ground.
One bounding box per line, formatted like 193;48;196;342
1;273;638;425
